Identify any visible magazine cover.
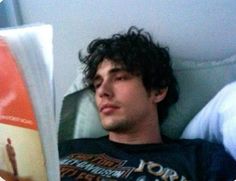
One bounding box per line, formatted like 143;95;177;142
0;39;47;181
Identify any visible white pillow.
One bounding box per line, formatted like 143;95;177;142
181;81;236;160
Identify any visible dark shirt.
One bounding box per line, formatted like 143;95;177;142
59;136;236;181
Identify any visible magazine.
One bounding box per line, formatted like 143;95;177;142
0;24;59;181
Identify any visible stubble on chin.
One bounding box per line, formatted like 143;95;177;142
101;118;133;133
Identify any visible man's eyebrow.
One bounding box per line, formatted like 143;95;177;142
93;67;127;82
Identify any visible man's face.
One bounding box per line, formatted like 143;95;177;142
93;59;159;133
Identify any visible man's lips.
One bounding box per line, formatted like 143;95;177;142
99;104;120;114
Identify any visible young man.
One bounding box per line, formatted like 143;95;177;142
59;27;236;180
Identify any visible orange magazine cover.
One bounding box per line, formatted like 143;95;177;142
0;39;47;181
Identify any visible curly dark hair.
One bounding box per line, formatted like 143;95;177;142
79;26;179;124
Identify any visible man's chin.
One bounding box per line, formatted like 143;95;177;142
101;119;131;133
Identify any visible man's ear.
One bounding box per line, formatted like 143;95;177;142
153;88;168;103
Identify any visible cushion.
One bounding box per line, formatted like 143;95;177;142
59;54;236;142
161;54;236;138
181;81;236;160
59;88;107;142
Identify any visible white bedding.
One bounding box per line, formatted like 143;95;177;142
181;82;236;160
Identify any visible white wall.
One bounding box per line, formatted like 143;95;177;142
17;0;236;123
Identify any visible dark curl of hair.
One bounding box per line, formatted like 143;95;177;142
79;26;179;124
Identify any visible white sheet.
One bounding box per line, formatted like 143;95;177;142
181;81;236;160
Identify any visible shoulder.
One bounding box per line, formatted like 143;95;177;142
165;136;227;156
176;139;236;178
166;136;221;148
171;137;236;163
178;138;224;152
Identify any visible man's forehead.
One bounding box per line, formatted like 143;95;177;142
95;59;124;75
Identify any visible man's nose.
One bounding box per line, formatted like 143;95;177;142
97;80;113;98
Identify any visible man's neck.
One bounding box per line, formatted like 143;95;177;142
108;122;163;145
